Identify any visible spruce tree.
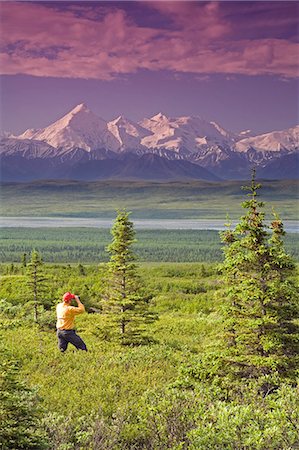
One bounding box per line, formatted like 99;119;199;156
103;210;157;344
77;263;86;276
0;354;48;449
21;252;27;268
26;250;48;323
220;172;299;380
9;263;15;275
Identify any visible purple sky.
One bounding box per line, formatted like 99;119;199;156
0;1;298;135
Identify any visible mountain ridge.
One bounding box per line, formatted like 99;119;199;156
1;104;298;181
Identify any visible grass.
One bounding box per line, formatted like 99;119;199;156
0;262;222;418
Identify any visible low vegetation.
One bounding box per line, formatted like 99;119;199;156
1;179;298;218
1;177;299;449
1;258;298;449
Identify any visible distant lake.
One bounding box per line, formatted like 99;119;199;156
1;217;298;232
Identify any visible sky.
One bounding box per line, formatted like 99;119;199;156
0;0;298;135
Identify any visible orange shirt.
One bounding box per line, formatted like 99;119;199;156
56;302;85;330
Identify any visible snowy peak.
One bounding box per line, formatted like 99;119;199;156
5;104;298;180
236;125;299;153
18;106;235;156
18;104;120;152
210;121;237;141
233;124;299;167
238;129;254;139
140;114;233;154
110;115;130;125
150;112;169;122
0;130;14;139
39;103;106;135
175;116;231;141
110;115;124;125
69;103;89;114
107;115;152;151
56;103;106;131
109;115;140;131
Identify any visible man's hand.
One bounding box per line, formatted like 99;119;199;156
73;295;85;313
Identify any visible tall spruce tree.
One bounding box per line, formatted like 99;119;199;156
103;210;157;344
26;250;48;323
220;171;299;380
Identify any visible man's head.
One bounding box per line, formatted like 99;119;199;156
63;292;75;303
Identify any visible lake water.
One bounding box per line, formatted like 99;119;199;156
1;217;298;232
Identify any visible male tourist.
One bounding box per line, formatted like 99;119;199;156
56;292;87;352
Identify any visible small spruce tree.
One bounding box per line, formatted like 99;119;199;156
0;354;48;449
220;171;299;380
21;252;27;268
26;250;48;323
77;263;86;276
103;210;157;344
9;263;15;275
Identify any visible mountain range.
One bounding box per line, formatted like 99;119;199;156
1;103;298;181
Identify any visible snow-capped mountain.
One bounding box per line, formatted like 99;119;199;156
19;103;120;153
238;129;255;139
139;113;233;156
235;125;299;164
107;115;151;152
0;130;14;139
0;137;57;158
1;104;298;181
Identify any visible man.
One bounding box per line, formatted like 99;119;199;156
56;292;87;352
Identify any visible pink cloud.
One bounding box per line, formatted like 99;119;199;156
0;1;298;80
146;1;231;38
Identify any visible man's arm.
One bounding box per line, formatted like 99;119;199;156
71;295;85;314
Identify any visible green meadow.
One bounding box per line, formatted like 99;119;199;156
1;179;298;218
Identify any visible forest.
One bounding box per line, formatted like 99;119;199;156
1;178;299;449
1;228;299;264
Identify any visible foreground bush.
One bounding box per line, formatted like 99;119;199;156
39;381;299;450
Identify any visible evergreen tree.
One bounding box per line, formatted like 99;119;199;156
21;252;27;268
220;171;299;380
103;210;157;344
0;353;48;449
26;250;48;323
77;263;86;276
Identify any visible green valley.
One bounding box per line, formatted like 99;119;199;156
1;179;298;219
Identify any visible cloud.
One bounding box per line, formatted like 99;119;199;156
145;1;232;38
0;1;298;80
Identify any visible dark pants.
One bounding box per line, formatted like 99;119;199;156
57;329;87;352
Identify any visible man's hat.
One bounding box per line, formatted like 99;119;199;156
63;292;75;302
